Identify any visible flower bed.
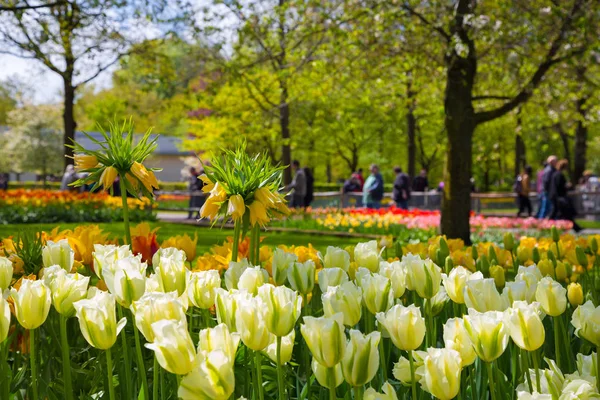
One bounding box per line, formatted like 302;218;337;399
0;189;155;223
277;206;574;236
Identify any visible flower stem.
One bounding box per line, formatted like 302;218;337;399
353;385;364;400
596;345;600;392
106;348;116;400
327;367;336;400
378;335;387;387
255;351;264;400
485;362;497;400
117;305;132;398
132;315;150;400
160;363;166;400
0;341;7;399
553;317;563;370
30;329;39;400
408;350;418;400
153;356;159;400
60;315;74;400
425;298;434;347
521;348;533;393
276;336;286;400
119;176;132;246
532;350;541;393
231;220;241;263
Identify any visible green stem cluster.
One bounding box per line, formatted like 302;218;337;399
30;329;39;400
119;177;132;246
60;315;74;400
106;349;116;400
276;336;286;400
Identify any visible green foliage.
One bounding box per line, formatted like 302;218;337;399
13;230;43;275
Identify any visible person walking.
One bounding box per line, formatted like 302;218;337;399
412;169;429;192
516;165;533;217
549;159;581;232
60;165;78;191
187;167;203;219
537;155;557;218
362;164;384;209
303;167;314;208
286;160;307;208
392;166;411;210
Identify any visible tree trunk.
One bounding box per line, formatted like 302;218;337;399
326;158;332;183
407;74;417;179
63;81;76;168
441;0;476;243
573;96;588;183
278;0;291;184
514;108;525;177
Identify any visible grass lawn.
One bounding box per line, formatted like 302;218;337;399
2;221;365;255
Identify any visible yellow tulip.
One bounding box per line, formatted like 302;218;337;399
323;246;351;271
422;348;462;400
490;265;505;288
443;318;476;367
152;248;188;297
464;278;507;312
215;288;252;333
258;284;302;337
567;283;583;307
318;268;349;293
10;279;52;330
227;194;245;221
300;313;346;368
535;277;567;317
145;319;196;375
406;258;442;299
99;166;118;191
443;266;475;304
379;261;406;298
238;266;269;295
376;304;425;351
505;301;545;351
74;154;98;171
287;260;316;296
354;241;381;272
322;281;362;327
187;270;221;309
248;201;270;226
46;268;90;317
463;310;509;362
132;292;187;342
361;272;394;314
341;330;381;387
0;257;13;291
197;323;240;361
178;350;235;400
235;296;271;351
161;233;197;262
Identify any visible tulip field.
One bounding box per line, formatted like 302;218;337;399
1;127;599;400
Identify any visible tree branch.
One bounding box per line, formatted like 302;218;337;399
475;0;586;125
402;3;451;42
472;95;513;101
0;1;64;11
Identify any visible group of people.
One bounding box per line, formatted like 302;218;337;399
285;160;315;208
515;155;582;231
341;164;429;210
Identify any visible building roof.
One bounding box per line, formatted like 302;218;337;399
74;131;190;156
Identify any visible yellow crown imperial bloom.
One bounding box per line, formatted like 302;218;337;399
99;166;118;191
131;162;158;192
125;173;140;190
227;194;245;221
199;174;215;193
254;187;277;207
74;154;98;171
248;201;270;226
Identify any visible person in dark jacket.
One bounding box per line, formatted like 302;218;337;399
188;167;203;219
538;155;557;218
550;159;581;232
412;169;429;192
303;167;314;208
392;166;411;209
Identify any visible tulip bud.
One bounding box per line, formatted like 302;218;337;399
477;255;490;277
471;246;478;261
258;284;302;337
47;269;90;317
265;330;295;365
394;241;403;259
378;261;406;298
178;350;235;400
42;239;74;271
312;359;344;389
591;238;599;254
73;289;126;349
132;291;187;342
439;237;449;257
537;259;554;278
152;248;188;296
572;303;600;346
318;267;349;293
0;257;13;291
443;318;476;367
535;277;567;317
406;258;442;299
236;297;270;351
301;313;346;368
576;246;588;268
271;248;297;285
146;319;196;375
376;304;425;351
532;247;541;264
567;283;583;307
551;226;560;243
503;233;515;252
422;348;462;400
444;256;454;275
323;246;350;271
505;301;545;351
187;270;221;309
322;282;362;327
361;273;394;314
198;323;240;362
238;266;269;295
555;262;567;282
463;309;510;362
0;296;9;344
341;330;380;387
488;246;498;266
10;279;51;330
287;260;315;296
489;265;505;288
364;382;398;400
547;250;557;267
354;241;381;272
